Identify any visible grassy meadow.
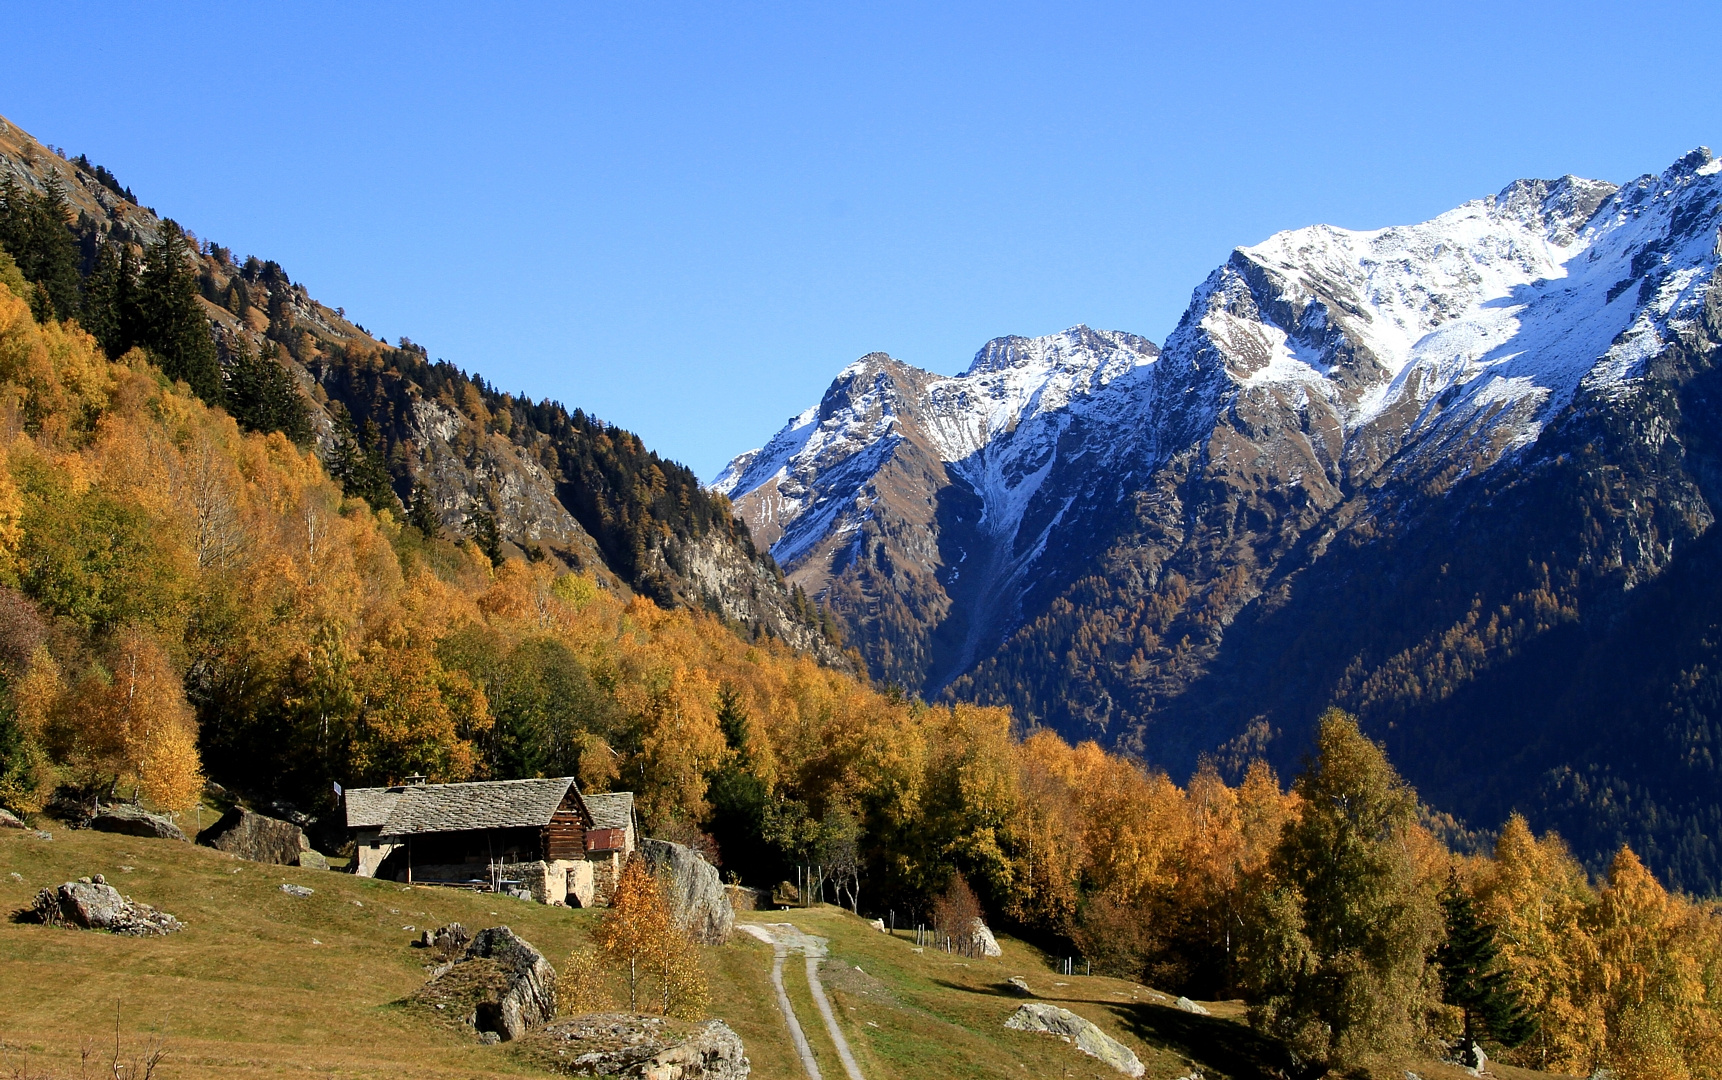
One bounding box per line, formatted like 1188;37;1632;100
0;825;1568;1080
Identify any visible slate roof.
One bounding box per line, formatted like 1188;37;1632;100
585;791;635;832
345;777;578;836
344;786;403;829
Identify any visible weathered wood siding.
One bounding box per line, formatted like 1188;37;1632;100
544;787;588;860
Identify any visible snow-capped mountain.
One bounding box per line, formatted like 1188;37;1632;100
719;148;1722;889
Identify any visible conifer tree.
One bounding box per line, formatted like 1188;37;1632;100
79;241;136;357
468;507;503;565
1438;870;1536;1059
224;340;312;445
0;175;82;322
406;479;441;538
137;220;221;403
327;410;399;512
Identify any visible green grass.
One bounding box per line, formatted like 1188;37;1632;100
0;827;1571;1080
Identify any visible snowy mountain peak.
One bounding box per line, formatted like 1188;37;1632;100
715;147;1722;705
964;325;1160;377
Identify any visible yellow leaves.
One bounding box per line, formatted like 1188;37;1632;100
631;663;726;826
349;631;490;784
555;946;615;1015
595;857;708;1018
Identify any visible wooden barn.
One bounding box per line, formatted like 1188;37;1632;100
343;777;636;906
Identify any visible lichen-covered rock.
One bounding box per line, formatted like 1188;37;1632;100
408;926;557;1042
525;1013;749;1078
31;876;183;936
197;807;305;865
642;838;733;945
91;805;187;842
0;807;26;829
462;926;557;1040
1174;996;1209;1015
1005;1002;1143;1077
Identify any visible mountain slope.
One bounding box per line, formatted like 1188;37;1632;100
720;149;1722;888
0;113;844;665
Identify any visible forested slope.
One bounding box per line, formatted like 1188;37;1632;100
0;113;847;665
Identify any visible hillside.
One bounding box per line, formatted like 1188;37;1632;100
0;825;1559;1080
0;113;846;666
717;150;1722;892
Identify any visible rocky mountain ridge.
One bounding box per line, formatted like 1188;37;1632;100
719;148;1722;888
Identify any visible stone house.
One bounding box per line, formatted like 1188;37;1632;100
343;777;636;907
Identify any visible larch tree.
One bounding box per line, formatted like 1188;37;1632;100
1240;709;1443;1073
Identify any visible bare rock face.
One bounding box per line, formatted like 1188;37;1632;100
1005;1002;1143;1077
641;839;734;945
197;807;306;865
91;805;187;842
526;1013;749;1079
31;876;183;936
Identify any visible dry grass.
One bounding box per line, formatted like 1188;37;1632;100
1;827;1576;1080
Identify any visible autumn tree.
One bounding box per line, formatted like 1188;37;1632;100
1473;813;1602;1070
595;857;708;1018
555;945;614;1015
1239;709;1443;1073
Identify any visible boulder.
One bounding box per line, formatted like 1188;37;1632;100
1005;1002;1144;1078
968;918;1002;957
296;844;329;871
642;838;734;945
279;883;314;898
31;876;183;936
1452;1038;1488;1074
462;926;557;1040
91;805;187;842
1007;976;1034;995
198;807;306;865
525;1013;749;1078
724;884;762;912
1174;996;1209;1015
0;807;25;829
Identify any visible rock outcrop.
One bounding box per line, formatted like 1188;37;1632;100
967;918;1001;957
1005;1002;1144;1077
31;876;183;936
412;926;556;1042
198;807;320;866
525;1013;749;1079
642;838;734;945
91;805;187;842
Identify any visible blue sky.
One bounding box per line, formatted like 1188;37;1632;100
2;2;1719;478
